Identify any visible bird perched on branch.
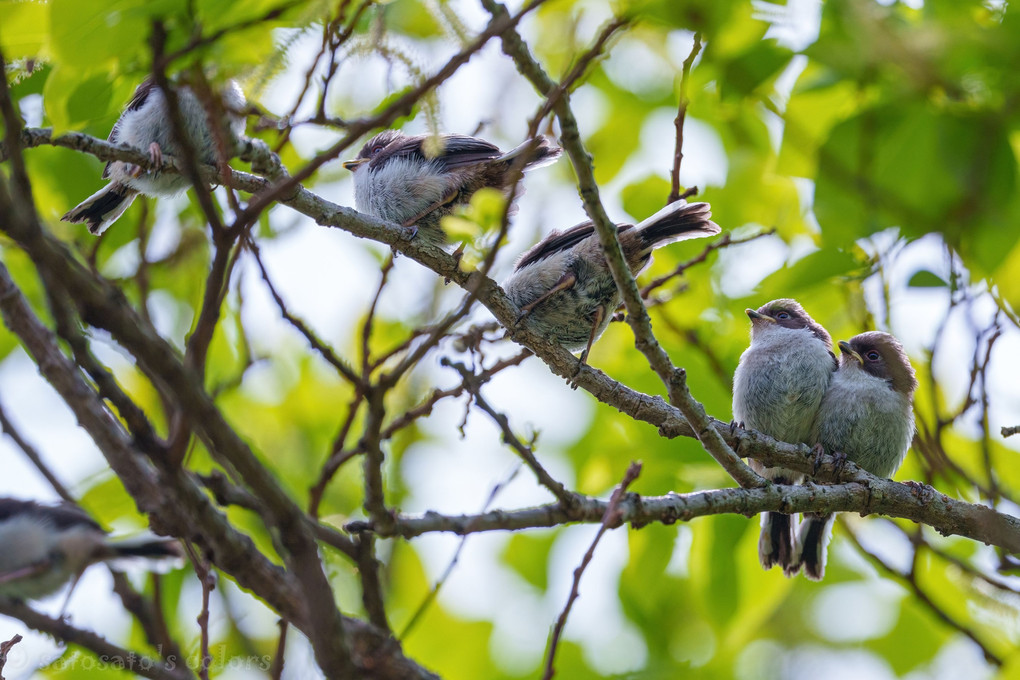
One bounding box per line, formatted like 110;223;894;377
0;498;180;602
503;200;720;363
732;299;836;576
342;130;561;246
62;78;247;235
795;331;917;580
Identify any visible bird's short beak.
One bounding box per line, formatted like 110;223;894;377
342;158;367;171
838;340;863;365
745;309;776;323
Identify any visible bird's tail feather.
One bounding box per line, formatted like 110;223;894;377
794;513;835;581
635;200;720;250
62;183;138;235
759;511;796;573
500;136;563;171
107;534;182;561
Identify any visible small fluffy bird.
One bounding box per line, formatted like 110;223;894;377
0;498;180;601
342;130;561;245
62;78;247;235
732;299;836;575
503;200;720;360
795;331;917;580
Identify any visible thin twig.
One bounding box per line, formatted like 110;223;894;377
182;544;216;680
640;228;775;298
270;620;288;680
399;463;523;639
0;634;23;680
843;524;1002;666
245;235;362;385
668;33;702;204
542;462;641;680
0;401;74;501
361;256;396;373
442;359;577;507
356;533;391;633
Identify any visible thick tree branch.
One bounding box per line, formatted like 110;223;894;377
348;468;1020;555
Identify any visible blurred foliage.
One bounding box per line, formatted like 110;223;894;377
1;0;1019;678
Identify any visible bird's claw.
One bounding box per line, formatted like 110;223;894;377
515;302;539;327
148;142;163;168
810;443;826;476
568;354;588;390
831;451;848;476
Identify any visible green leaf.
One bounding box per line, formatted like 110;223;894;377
758;245;864;294
0;2;49;59
907;270;947;288
50;0;162;70
815;104;1017;261
719;40;793;100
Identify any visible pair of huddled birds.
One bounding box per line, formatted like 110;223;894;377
17;79;912;599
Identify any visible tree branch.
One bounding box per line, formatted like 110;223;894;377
348;470;1020;555
0;633;22;680
542;462;641;680
479;0;760;489
667;33;702;204
0;601;192;680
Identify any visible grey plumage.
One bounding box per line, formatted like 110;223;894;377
503;200;720;355
795;331;917;580
0;498;180;601
732;299;836;575
343;130;561;246
62;78;246;235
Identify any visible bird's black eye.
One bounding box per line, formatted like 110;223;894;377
866;350;880;361
775;311;790;320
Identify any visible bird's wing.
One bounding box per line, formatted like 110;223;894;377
516;222;631;270
104;79;156;178
107;79;155;144
427;135;503;168
0;498;105;532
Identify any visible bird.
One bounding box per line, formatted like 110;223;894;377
502;200;720;362
0;498;180;602
795;331;917;580
62;78;247;235
342;130;561;246
732;299;837;576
